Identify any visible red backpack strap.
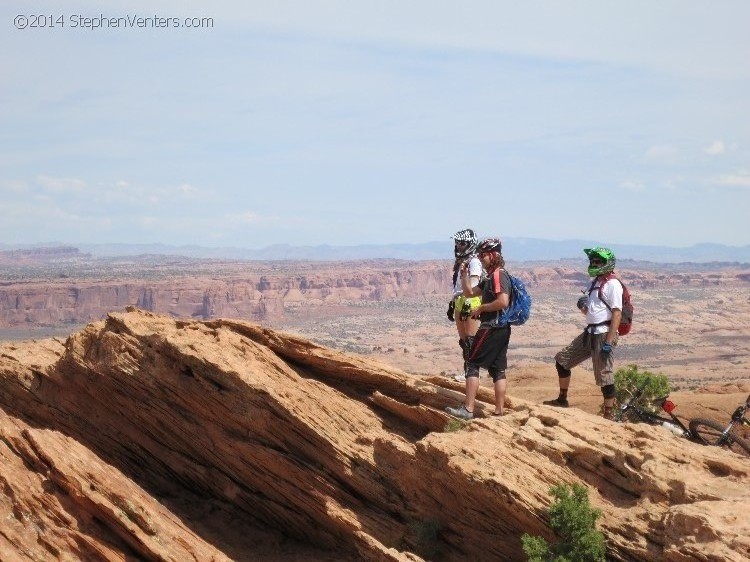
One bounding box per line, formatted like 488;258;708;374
490;267;504;294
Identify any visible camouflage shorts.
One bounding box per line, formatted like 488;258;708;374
554;330;618;386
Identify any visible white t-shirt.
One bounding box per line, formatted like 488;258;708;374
453;255;482;297
586;277;624;334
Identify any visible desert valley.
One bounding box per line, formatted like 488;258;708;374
2;247;749;412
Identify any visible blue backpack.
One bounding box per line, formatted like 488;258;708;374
492;273;532;327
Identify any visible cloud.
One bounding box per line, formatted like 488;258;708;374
36;175;87;192
645;145;678;162
94;180;207;205
713;171;750;188
620;180;645;192
703;140;726;155
0;180;28;192
52;176;212;207
175;183;200;197
139;216;161;227
18;176;206;205
225;211;281;225
134;182;205;203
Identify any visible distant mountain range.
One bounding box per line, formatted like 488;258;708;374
2;239;750;263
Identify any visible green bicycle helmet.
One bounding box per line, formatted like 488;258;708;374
584;247;616;277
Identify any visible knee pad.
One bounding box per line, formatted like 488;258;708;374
555;362;571;379
601;383;615;399
489;369;506;382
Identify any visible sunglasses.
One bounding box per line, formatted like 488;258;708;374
455;240;470;247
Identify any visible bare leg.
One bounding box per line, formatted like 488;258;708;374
464;375;480;412
493;378;507;415
456;316;479;342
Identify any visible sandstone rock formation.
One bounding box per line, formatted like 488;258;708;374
1;308;748;561
3;261;750;330
0;263;452;328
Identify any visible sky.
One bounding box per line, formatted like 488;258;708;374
1;1;749;249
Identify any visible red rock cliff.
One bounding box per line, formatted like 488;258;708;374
3;263;750;330
0;264;451;328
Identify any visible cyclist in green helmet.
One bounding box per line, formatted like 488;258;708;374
586;247;616;277
544;247;623;420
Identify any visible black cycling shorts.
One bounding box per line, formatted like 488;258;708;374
465;326;511;377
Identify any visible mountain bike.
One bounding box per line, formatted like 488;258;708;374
688;395;750;457
617;379;692;438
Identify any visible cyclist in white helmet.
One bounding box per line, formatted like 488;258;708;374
447;229;482;382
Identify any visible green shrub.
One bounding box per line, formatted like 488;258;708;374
444;418;466;432
522;483;606;562
614;364;670;420
521;534;550;562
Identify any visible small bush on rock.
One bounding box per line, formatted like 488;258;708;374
614;364;670;420
522;483;605;562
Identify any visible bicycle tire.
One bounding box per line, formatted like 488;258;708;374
689;418;750;457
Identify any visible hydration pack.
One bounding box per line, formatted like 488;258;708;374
492;273;532;327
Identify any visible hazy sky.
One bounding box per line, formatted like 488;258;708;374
2;1;749;248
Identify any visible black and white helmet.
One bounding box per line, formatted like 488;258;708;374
451;228;478;259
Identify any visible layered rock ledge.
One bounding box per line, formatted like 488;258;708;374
1;308;748;561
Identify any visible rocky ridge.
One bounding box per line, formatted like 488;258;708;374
1;308;748;561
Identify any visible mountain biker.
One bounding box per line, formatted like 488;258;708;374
446;237;511;419
447;229;483;382
544;247;623;420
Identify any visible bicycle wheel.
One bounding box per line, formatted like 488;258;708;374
689;418;750;457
